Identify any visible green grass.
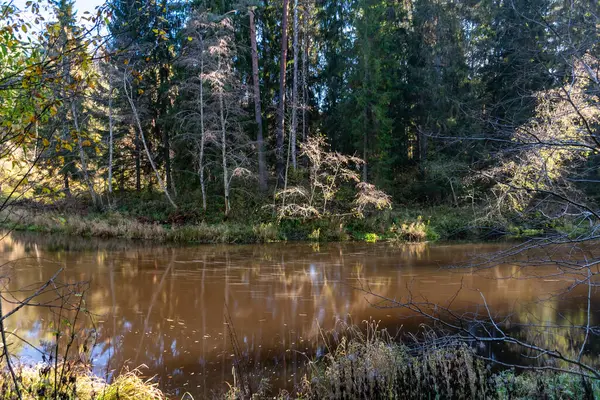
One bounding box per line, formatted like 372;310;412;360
6;194;590;244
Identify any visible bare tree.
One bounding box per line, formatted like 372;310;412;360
178;13;252;216
275;136;390;220
178;17;211;211
123;70;177;209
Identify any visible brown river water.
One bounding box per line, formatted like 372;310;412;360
0;232;597;398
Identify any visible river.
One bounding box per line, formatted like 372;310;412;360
0;232;597;398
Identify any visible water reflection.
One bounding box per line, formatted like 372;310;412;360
0;233;597;398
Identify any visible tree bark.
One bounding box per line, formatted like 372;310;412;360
64;173;71;197
302;1;309;142
276;0;290;185
135;127;141;192
108;76;114;194
291;0;299;170
163;125;172;193
218;58;230;217
249;8;267;192
198;36;207;211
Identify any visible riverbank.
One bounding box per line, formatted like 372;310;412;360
2;190;590;244
290;335;599;400
0;201;506;244
2;338;596;399
0;365;164;400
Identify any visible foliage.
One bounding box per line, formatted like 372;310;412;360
481;54;600;219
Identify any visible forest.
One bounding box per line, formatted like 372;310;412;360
0;0;597;243
2;1;600;399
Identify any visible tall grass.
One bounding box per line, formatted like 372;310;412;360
288;322;599;399
0;365;164;400
0;208;279;244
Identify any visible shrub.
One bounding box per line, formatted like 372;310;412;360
364;232;379;243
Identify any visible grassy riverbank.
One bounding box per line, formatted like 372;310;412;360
0;366;164;400
289;334;599;400
2;190;592;244
0;197;507;244
3;338;596;400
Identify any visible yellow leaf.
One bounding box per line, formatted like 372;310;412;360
82;140;91;147
42;138;50;147
187;36;193;41
63;143;73;151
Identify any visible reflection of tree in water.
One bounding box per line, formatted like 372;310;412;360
1;234;597;396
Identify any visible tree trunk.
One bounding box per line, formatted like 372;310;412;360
302;1;309;142
276;0;290;185
249;8;268;192
362;106;368;183
124;75;177;209
198;36;207;211
291;0;299;170
163;125;172;193
135;128;141;192
218;60;230;217
71;101;99;208
64;173;71;197
108;76;114;194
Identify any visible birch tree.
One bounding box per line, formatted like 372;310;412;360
179;12;251;216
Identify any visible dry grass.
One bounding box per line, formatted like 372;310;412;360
0;364;165;400
299;322;490;399
0;207;279;244
288;322;600;399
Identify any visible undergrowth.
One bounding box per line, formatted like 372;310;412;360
0;365;164;400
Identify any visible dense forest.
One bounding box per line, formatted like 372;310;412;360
1;0;599;242
2;1;600;398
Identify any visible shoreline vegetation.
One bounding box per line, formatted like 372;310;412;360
2;328;597;400
0;195;585;245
